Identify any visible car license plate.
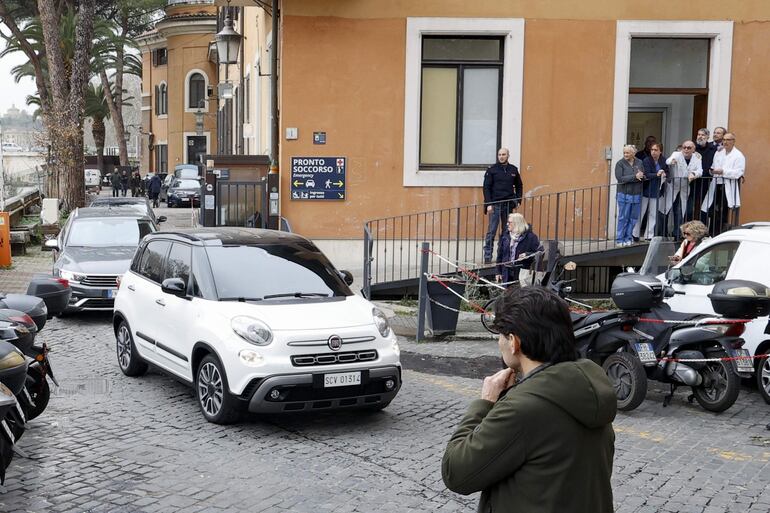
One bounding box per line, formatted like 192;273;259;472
635;342;657;365
324;371;361;388
106;289;117;298
181;197;190;202
732;349;754;373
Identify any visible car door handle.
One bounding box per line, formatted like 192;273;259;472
155;299;166;307
127;285;135;291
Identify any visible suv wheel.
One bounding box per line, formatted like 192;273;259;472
195;354;240;424
116;321;148;376
758;349;770;405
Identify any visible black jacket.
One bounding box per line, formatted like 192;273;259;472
641;156;668;198
483;162;523;208
496;226;541;282
695;141;717;177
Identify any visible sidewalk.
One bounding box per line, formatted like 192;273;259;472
374;300;502;379
0;245;52;294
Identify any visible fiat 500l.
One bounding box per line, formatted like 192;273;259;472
113;228;401;424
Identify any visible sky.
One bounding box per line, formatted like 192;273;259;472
0;43;38;116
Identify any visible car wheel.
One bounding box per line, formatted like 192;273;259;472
116;321;148;377
756;349;770;405
195;354;240;425
602;352;648;411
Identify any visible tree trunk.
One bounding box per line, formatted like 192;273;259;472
99;69;129;166
93;118;106;177
37;0;96;211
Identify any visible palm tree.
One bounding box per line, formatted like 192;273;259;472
85;83;111;178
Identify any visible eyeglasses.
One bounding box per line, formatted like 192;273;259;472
683;146;695;149
683;231;692;236
723;138;735;141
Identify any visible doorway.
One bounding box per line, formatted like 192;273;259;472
186;136;207;165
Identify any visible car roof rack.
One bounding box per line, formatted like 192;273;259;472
740;222;770;229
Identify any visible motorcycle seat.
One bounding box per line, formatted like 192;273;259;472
571;311;620;331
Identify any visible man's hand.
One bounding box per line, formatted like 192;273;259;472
635;171;644;181
712;168;723;176
487;205;493;214
481;368;516;402
495;274;502;283
688;173;696;182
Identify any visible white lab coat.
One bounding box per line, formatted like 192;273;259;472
701;147;745;210
660;151;702;216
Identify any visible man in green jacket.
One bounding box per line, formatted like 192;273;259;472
442;287;617;513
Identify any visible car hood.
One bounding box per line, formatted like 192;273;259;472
57;246;136;274
216;294;378;331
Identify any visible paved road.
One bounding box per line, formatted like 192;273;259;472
1;312;769;512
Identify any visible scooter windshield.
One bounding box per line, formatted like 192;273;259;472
638;237;680;277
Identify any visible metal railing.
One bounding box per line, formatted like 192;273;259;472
362;176;741;298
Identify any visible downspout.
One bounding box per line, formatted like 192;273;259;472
238;9;245;155
269;0;279;173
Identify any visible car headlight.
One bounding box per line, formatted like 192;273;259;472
231;316;273;346
60;269;86;283
373;308;391;338
0;350;25;370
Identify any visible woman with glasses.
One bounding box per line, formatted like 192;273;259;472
614;145;645;246
496;213;541;286
670;220;708;263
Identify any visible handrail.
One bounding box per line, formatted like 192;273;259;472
362;176;741;297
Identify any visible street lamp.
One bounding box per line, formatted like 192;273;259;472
215;9;242;65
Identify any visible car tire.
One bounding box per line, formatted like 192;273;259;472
756;349;770;405
195;354;240;425
116;321;148;377
602;352;648;411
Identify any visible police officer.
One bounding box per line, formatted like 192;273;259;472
483;148;523;264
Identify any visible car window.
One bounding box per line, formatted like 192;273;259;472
66;218;156;247
131;243;146;272
683;241;739;286
138;240;171;283
164;243;192;287
191;247;217;299
725;241;770;284
205;242;352;299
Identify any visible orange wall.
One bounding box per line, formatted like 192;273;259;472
727;21;770;223
520;20;616;195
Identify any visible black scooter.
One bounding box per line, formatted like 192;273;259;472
0;384;20;484
553;269;767;412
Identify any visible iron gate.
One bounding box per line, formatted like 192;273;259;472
216;179;268;227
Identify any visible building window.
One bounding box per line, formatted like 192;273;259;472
152;48;168;67
155;82;167;116
420;37;503;167
188;73;206;109
403;18;524;187
154;144;168;174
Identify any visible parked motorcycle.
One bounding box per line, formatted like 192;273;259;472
0;340;29;444
0;383;20;484
551;266;768;412
0;275;71;331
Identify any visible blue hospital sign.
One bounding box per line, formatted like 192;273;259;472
290;157;346;200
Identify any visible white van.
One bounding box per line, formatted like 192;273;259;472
85;169;101;192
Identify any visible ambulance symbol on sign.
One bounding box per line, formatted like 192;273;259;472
336;158;345;173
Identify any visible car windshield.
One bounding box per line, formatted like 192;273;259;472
173;179;200;189
67;218;155;247
206;243;352;300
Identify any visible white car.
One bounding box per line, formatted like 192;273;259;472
113;228;401;424
654;224;770;404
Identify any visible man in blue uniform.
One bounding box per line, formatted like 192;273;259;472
483;148;523;264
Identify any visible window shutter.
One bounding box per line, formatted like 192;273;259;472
152;49;157;67
155;85;159;115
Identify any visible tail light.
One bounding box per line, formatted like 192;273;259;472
725;324;746;338
703;322;746;337
9;314;35;327
55;278;70;287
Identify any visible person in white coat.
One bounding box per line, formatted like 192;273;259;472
701;132;744;236
661;141;702;240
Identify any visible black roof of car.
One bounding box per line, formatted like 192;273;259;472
73;206;154;220
147;227;307;246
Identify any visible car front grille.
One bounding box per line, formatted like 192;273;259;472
291;350;378;367
80;275;119;287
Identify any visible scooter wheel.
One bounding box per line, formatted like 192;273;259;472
481;298;499;334
602;352;648;411
691;352;740;412
25;368;50;421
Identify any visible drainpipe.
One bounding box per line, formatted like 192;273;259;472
269;0;279;174
238;10;245;155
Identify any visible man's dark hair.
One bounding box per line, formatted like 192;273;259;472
492;287;578;364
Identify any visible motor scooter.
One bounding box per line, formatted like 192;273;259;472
0;383;20;484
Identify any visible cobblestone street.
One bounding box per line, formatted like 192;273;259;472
0;201;769;512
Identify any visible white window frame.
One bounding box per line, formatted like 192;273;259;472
185;69;209;113
403;17;525;187
611;21;733;177
183;132;211;165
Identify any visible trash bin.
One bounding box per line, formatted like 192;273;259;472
427;280;466;337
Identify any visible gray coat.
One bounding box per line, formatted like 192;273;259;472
615;158;644;196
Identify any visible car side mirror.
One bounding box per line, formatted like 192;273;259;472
157;216;167;223
339;270;354;286
161;278;188;298
44;239;59;250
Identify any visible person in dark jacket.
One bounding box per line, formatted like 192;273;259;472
130;171;142;197
442;287;616;513
633;142;668;240
148;173;162;208
495;213;541;286
119;170;129;197
110;169;121;197
687;128;717;220
635;135;656;161
483;148;523;264
615;145;645;246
